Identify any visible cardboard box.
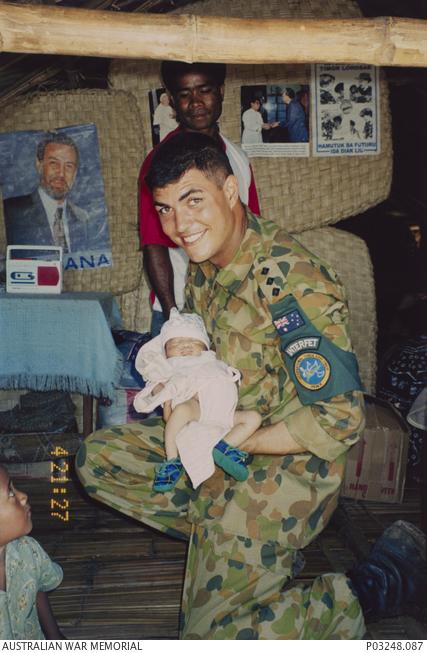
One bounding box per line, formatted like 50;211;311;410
341;394;409;503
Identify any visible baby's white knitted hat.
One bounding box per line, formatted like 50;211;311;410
160;308;210;350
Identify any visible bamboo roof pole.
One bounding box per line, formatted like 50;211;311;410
0;3;427;67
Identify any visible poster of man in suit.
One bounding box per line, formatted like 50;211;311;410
0;123;112;270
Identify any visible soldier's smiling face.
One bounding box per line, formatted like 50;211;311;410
153;167;242;268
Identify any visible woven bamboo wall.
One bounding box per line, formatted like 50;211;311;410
298;227;376;393
0;89;150;329
109;0;392;233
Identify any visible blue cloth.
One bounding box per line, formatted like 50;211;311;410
111;329;150;388
0;292;122;399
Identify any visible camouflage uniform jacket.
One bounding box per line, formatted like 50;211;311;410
185;210;365;553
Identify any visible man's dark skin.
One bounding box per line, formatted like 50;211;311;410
143;71;225;319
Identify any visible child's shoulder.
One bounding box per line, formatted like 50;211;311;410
14;535;43;548
8;536;63;591
12;535;49;558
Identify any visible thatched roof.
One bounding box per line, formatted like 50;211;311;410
0;0;198;107
0;0;425;108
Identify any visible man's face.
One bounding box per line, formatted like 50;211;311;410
37;142;78;201
153;168;240;268
170;72;224;134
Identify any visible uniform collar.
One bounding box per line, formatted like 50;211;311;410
197;209;263;291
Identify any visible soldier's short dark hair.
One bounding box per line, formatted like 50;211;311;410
160;61;226;94
284;87;295;100
145;132;233;192
36;132;79;164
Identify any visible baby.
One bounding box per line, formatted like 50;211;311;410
134;309;261;492
0;464;64;640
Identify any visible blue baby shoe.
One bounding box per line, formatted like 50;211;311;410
213;440;249;481
153;457;184;493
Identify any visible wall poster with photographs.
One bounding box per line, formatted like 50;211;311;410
148;88;179;147
240;84;310;158
312;64;380;157
0;123;112;270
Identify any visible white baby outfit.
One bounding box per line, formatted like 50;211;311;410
133;310;240;488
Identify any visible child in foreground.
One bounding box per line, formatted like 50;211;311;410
0;464;64;639
134;309;261;492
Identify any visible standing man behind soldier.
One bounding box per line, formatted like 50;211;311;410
139;61;260;336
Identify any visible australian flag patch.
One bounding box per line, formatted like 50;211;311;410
273;309;305;335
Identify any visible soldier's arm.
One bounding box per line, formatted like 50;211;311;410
242;420;305;454
242;390;364;460
282;265;365;460
254;243;365;461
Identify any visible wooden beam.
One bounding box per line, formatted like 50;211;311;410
0;3;427;67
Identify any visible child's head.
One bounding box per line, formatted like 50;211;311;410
161;308;210;358
0;465;32;547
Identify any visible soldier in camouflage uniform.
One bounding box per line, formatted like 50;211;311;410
76;132;367;638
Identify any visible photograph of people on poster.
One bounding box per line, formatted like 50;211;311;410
312;64;380;157
0;123;112;270
148;88;178;146
240;83;310;157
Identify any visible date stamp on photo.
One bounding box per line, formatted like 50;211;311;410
50;446;70;522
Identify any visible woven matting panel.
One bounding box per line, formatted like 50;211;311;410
116;279;151;333
0;89;146;295
109;0;392;232
296;227;376;393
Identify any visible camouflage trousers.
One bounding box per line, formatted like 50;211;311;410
75;418;365;640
